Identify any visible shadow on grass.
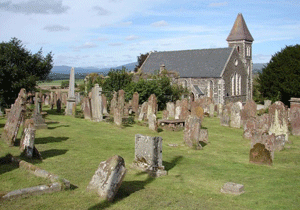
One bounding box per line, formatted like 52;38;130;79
88;172;155;210
47;125;70;130
163;155;183;171
40;149;68;160
35;137;69;144
0;123;5;129
0;154;18;175
45;109;65;116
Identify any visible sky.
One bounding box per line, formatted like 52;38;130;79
1;0;299;68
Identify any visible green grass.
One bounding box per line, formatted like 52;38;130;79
38;79;84;86
0;108;300;209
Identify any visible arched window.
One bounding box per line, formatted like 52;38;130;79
231;75;235;96
246;46;251;56
239;75;242;95
231;73;242;96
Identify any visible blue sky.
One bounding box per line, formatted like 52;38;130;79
1;0;299;68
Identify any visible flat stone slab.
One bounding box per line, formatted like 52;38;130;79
158;119;185;124
221;182;245;195
1;183;61;200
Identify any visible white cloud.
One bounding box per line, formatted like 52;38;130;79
108;42;124;46
43;25;70;32
151;20;168;27
93;6;111;16
126;35;139;41
208;2;228;7
0;0;69;14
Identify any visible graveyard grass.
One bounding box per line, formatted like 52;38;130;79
1;107;300;210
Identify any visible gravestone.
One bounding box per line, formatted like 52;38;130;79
220;104;231;127
191;102;204;120
217;103;223;118
147;94;157;120
44;95;50;106
243;117;257;139
184;115;204;150
209;103;214;118
86;155;126;202
81;97;92;120
268;101;289;142
221;182;245;195
1;89;27;146
264;100;272;109
289;98;300;136
230;102;242;128
175;100;181;120
56;99;61;113
102;94;108;115
138;102;148;121
75;92;81;105
65;68;76;116
166;102;175;119
148;113;157;132
162;110;169;120
32;93;47;129
241;100;257;127
61;92;68;106
109;92;117;115
114;90;124;126
180;98;190;120
20;119;36;158
132;134;167;177
91;84;103;122
132;92;139;115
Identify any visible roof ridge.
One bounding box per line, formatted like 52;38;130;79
152;47;232;53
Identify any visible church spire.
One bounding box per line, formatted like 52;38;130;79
226;13;254;42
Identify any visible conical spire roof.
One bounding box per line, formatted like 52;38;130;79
226;13;254;42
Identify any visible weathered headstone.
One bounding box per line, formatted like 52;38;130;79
162;110;169;120
175;100;181;120
86;155;126;202
81;97;92;120
56;99;61;113
91;84;103;122
230;102;242;128
132;134;167;177
109;92;117;115
75;92;81;105
132;92;139;114
191;102;204;120
66;67;76;116
221;182;245;195
220;104;231;127
264;100;272;109
209;103;214;118
241;100;257;127
243;117;257;139
20;119;36;158
148;113;157;132
217;103;223;118
268;101;289;142
289;98;300;136
102;94;108;115
61;92;68;106
138;102;148;121
166;102;175;119
44;95;50;106
147;94;157;120
180;98;190;120
114;90;124;126
1;89;27;146
184;115;204;149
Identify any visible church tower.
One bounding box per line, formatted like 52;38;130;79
227;13;254;100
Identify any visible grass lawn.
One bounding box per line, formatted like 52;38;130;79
0;107;299;210
38;79;84;87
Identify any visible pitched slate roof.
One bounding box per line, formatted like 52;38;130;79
226;13;254;42
140;47;233;78
193;85;205;95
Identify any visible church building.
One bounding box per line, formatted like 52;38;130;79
140;13;254;104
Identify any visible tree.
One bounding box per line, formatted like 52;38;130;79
0;38;53;107
134;52;149;72
257;44;300;106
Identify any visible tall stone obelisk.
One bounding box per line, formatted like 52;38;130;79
65;67;76;116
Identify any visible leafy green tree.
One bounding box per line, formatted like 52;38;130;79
0;38;53;107
257;44;300;106
134;52;149;72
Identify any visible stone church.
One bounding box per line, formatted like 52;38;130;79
140;13;254;104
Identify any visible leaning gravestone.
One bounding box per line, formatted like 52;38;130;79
289;98;300;136
138;102;148;121
1;89;27;146
184;115;207;149
147;94;157;120
109;92;117;115
268;101;289;142
132;134;167;177
20;119;41;159
86;155;126;202
102;94;108;115
81;97;92;120
230;102;242;128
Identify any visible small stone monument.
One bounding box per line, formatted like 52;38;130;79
230;102;242;128
166;102;175;119
132;134;167;177
81;97;92;120
65;67;76;116
221;182;245;195
184;115;207;149
91;84;103;122
268;101;288;142
289;98;300;136
86;155;126;202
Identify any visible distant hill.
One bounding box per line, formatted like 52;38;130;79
253;63;267;73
